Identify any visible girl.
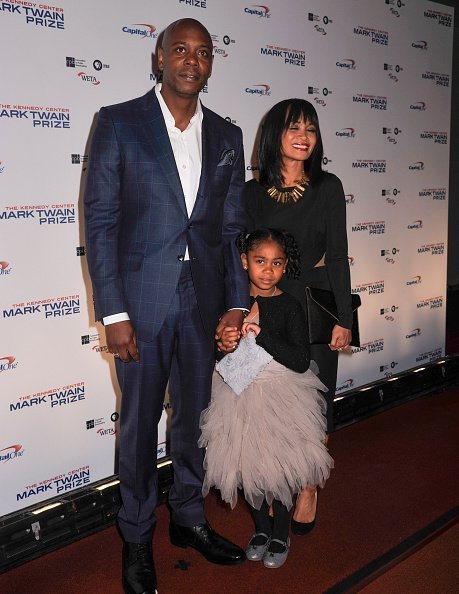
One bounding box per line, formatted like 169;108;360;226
199;228;333;568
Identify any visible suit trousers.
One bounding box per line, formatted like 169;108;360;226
116;262;215;543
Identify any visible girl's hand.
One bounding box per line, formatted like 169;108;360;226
329;324;352;351
242;322;261;337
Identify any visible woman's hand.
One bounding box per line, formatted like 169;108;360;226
329;324;352;351
241;322;261;337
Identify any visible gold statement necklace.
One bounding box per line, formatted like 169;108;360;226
267;174;309;204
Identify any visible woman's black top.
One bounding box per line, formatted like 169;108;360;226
253;292;309;373
244;173;353;330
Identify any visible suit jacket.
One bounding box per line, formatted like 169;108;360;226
84;87;250;341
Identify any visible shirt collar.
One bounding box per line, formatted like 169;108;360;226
155;83;203;131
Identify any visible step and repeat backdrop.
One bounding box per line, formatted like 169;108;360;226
0;0;453;515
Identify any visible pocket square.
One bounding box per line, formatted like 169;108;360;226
217;148;235;166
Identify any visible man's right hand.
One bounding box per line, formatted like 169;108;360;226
106;320;140;363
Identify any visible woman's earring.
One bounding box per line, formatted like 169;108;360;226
243;265;247;270
283;269;286;273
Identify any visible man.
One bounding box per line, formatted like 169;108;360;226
84;18;249;594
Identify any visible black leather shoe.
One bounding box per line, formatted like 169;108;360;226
169;520;246;565
122;542;158;594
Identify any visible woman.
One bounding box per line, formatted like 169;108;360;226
244;99;353;535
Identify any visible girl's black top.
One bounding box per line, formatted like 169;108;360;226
252;292;309;373
244;173;353;329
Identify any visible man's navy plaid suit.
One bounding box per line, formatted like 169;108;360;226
84;87;250;543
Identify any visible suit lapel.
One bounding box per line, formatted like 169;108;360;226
193;110;218;218
145;90;187;217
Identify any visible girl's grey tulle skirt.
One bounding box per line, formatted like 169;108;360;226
199;360;334;511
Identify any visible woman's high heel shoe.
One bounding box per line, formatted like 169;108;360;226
291;490;318;536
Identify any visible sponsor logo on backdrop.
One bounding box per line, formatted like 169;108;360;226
420;131;447;145
348;256;355;266
246;164;259;172
409;161;424;171
416;295;443;310
0;203;75;225
345;193;355;205
385;0;405;18
0;104;70;128
380;248;399;264
380;361;399;377
0;3;65;29
308;86;332;107
260;44;305;67
157;442;167;458
78;72;100;85
0;261;12;275
336;378;354;394
407;220;423;230
410;101;426;111
0;160;4;173
92;343;108;354
352;160;386;173
225;116;237;124
307;12;333;35
422;71;449;87
86;418;116;437
352;94;387;110
353;25;388;45
71;154;88;168
0;444;24;463
382;127;401;144
353;280;385;294
336;58;356;70
419;187;446;200
76;246;85;256
244;5;271;18
336;128;355;139
417;242;444;255
3;295;80;319
81;333;108;353
384;62;403;82
9;382;85;412
0;356;17;372
352;338;384;355
245;84;271;96
424;9;452;27
179;0;206;7
406;328;421;339
380;304;399;321
16;465;91;501
81;334;99;345
412;40;428;50
211;33;235;58
122;24;158;39
66;57;109;71
322;156;333;167
381;188;399;205
416;347;443;363
406;275;422;286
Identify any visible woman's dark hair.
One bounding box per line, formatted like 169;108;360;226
258;98;324;188
236;228;301;280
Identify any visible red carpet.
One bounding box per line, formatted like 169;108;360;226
1;387;458;593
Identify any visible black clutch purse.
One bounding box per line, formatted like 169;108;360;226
305;287;361;347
